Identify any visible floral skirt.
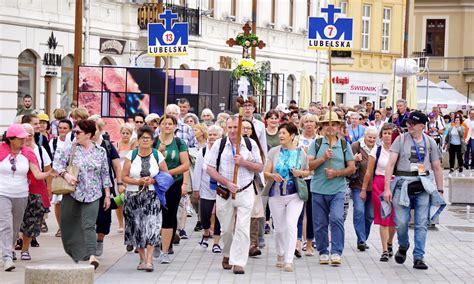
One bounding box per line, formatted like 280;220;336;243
123;189;161;248
20;194;45;237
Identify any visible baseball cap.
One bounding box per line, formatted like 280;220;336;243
428;112;436;119
37;113;50;122
275;103;290;114
408;111;428;125
6;124;30;139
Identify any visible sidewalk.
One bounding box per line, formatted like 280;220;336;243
2;171;473;283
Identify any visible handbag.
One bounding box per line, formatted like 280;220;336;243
216;185;230;200
51;144;79;195
293;148;309;201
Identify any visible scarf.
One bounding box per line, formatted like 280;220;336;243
359;139;373;155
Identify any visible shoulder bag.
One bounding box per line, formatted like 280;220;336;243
293;148;308;201
51;144;79;195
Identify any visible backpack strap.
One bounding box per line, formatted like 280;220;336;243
314;137;323;157
243;136;252;151
215;137;227;172
104;139;112;158
152;148;160;163
202;147;207;157
374;145;382;175
131;148;139;162
340;138;348;165
38;146;44;172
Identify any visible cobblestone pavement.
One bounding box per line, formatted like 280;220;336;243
1;171;473;283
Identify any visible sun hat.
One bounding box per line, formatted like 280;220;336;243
37;113;50;122
275;103;290;114
319;111;343;123
6;124;30;139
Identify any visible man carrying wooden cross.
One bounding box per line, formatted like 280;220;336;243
206;115;263;274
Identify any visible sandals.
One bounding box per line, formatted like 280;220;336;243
145;263;154;272
388;243;394;257
212;244;222;253
21;251;31;260
199;235;210;248
137;261;146;270
41;221;48;233
15;239;22;250
380;251;390;262
55;229;61;238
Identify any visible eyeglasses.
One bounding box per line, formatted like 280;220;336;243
73;129;84;135
242;127;252;131
10;157;16;176
140;136;152;141
135;121;145;124
243;104;254;109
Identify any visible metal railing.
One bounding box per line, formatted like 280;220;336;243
411;51;474;73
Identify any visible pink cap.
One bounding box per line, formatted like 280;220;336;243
6;124;30;139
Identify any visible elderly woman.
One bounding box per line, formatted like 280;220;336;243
348;112;366;144
153;115;190;264
53;120;112;269
296;113;320;257
122;126;167;272
18;124;52;261
350;126;378;252
89;115;124;256
192;123;208;150
201;108;215;126
0;124;51;271
362;123;396;261
184;113;199;126
263;123;310;272
193;125;224;252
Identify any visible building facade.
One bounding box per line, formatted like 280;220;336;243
412;0;474;102
329;0;405;108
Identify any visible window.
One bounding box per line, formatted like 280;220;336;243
287;75;295;100
382;7;391;52
425;19;445;56
61;55;74;111
289;0;294;27
18;50;37;109
340;1;348;16
361;5;371;50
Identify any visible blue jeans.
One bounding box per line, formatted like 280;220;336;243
297;180;314;241
464;138;474;168
351;188;374;244
393;189;430;261
312;191;345;255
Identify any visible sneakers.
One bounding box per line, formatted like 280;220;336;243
3;258;15;271
357;242;369;251
319;254;330;265
153;249;161;259
395;246;409;264
96;241;104;257
179;229;189;240
194;221;202;232
413;259;429;270
21;251;31;260
258;237;266;248
330;254;342;265
168;247;174;255
160;253;171;264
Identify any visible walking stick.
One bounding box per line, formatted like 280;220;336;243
232;107;244;199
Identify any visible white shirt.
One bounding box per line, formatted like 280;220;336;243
192;146;215;200
0;153;30;197
49;136;70;160
33;145;51;170
125;151;164;192
465;118;474;141
251;118;268;157
370;146;390;176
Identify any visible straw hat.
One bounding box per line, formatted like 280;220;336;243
319;111;343;123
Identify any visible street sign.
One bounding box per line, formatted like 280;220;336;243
148;10;189;56
307;4;353;50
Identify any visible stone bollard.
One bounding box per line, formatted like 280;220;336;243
449;176;474;205
25;264;94;284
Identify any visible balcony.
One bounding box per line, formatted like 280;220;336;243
411;52;474;76
137;3;200;36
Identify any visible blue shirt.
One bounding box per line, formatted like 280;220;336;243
308;137;354;195
348;125;365;144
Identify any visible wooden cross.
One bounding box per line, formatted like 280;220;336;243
226;23;266;59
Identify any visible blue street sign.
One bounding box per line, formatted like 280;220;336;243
307;4;353;50
148;10;189;56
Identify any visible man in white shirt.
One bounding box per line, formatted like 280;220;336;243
464;109;474;169
206;116;263;274
242;97;268;156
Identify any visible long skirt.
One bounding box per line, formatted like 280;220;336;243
20;194;45;238
123;189;161;248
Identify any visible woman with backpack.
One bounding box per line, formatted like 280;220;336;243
350;126;378;252
152;115;190;264
361;123;396;262
122;126;167;272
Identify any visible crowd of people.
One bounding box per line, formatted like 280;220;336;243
1;95;472;273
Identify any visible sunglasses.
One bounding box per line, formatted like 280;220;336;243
10;157;16;177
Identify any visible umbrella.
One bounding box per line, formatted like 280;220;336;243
406;76;417;110
385;75;397;108
321;73;334;107
299;72;311;109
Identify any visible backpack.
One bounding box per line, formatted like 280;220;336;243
214;136;252;172
131;148;160;163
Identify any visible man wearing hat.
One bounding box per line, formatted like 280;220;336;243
275;103;290;123
383;111;445;270
308;111;356;265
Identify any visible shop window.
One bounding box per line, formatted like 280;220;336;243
61;55;74;111
18;50;37;109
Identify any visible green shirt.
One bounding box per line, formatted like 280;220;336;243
154;137;188;181
308;137;354;195
266;130;280;149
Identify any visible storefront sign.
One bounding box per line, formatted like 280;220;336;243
332;76;349;85
349;83;378;96
100;38;126;55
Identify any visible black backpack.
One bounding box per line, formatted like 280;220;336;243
211;136;252;172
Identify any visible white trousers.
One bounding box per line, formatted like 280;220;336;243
268;193;304;264
216;187;254;267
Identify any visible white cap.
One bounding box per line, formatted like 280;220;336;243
275;103;290;114
145;113;160;124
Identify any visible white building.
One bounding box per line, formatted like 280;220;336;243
0;0;332;131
